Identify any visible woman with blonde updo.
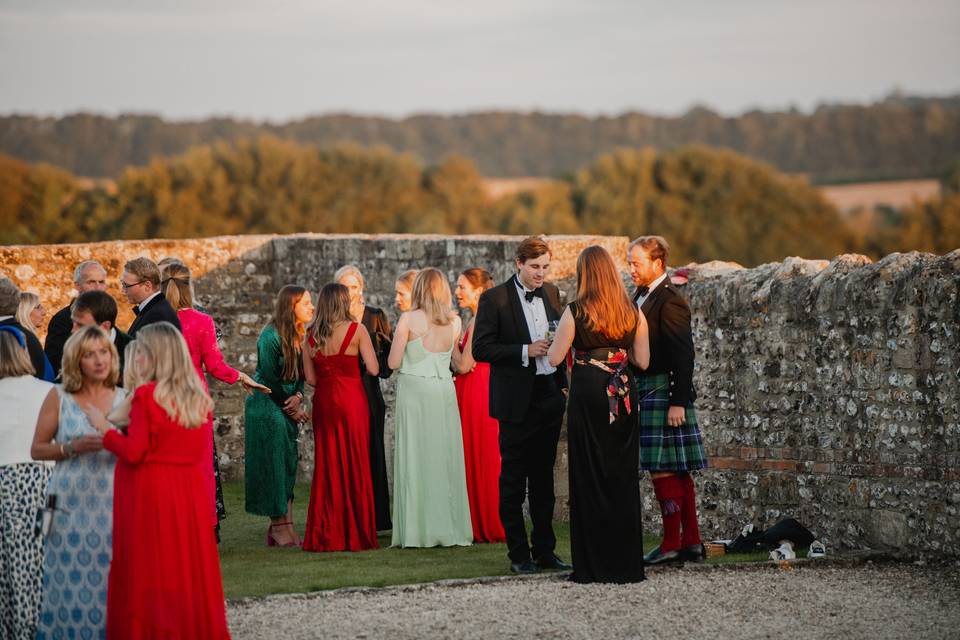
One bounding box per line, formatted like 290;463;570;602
84;322;230;638
394;269;418;314
388;267;472;548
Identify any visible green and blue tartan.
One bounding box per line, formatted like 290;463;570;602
637;373;707;472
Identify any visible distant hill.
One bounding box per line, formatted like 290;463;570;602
1;93;959;182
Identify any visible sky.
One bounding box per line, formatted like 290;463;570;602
0;0;958;121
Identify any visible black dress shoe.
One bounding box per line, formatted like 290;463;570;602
680;543;706;563
510;560;541;574
535;553;572;571
643;545;682;566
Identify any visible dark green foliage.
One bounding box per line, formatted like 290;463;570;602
2;94;959;182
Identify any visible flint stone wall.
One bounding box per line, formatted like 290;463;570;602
3;235;958;556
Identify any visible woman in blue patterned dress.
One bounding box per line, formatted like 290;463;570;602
30;326;123;640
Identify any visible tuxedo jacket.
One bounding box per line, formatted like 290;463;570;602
472;278;568;423
43;304;73;377
127;293;182;337
636;279;696;407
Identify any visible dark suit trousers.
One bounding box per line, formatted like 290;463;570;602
498;375;565;563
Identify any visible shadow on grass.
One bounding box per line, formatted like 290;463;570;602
220;482;763;599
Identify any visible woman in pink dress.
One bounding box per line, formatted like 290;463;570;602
453;267;506;543
162;262;269;532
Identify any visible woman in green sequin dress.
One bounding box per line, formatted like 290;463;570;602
244;285;313;547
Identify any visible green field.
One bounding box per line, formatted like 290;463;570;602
219;482;766;599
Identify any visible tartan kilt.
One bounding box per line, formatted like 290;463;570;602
637;373;708;472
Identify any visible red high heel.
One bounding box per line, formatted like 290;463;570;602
266;522;299;548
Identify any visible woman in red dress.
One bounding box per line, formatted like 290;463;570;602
453;268;506;543
85;322;231;638
301;283;380;552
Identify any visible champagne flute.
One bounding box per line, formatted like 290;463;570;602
545;319;559;343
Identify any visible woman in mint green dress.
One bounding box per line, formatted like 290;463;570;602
244;285;313;547
388;268;473;548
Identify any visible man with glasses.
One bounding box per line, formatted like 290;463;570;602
44;260;109;377
121;257;181;337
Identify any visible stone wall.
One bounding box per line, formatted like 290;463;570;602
3;235;958;556
682;251;960;556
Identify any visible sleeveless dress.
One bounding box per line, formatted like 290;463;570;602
36;386;124;640
302;323;379;552
453;325;506;543
391;327;473;548
102;382;231;638
567;302;645;584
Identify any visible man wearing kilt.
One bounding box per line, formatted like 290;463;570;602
628;236;708;565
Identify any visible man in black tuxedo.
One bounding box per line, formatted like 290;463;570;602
71;290;133;383
44;260;108;377
121;257;181;337
628;235;707;566
473;236;571;574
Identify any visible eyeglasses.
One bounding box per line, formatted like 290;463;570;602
120;279;147;290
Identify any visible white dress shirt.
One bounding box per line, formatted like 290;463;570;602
515;278;557;375
636;272;668;309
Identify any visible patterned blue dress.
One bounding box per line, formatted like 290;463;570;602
35;387;123;640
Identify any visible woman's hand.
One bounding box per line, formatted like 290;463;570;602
283;392;303;414
238;372;271;396
71;434;105;454
82;403;115;435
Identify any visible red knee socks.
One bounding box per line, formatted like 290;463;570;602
652;475;685;552
680;473;702;547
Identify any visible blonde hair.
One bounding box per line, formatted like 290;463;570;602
61;326;119;392
16;292;41;334
160;262;194;310
122;341;148;390
396;269;418;290
575;245;637;340
0;331;35;379
133;322;213;428
123;257;161;286
411;268;454;326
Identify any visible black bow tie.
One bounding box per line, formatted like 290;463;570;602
132;305;141;316
516;276;543;303
633;286;649;302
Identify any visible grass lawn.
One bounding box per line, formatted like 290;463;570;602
219;482;766;599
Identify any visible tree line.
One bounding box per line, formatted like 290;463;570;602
2;93;959;183
1;138;957;266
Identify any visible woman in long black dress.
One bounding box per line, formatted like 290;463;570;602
336;265;394;531
548;245;650;583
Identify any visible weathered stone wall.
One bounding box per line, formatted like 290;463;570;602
3;236;958;556
680;252;960;556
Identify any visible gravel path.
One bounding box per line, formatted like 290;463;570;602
227;561;960;640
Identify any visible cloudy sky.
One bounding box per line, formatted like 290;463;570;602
0;0;957;121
